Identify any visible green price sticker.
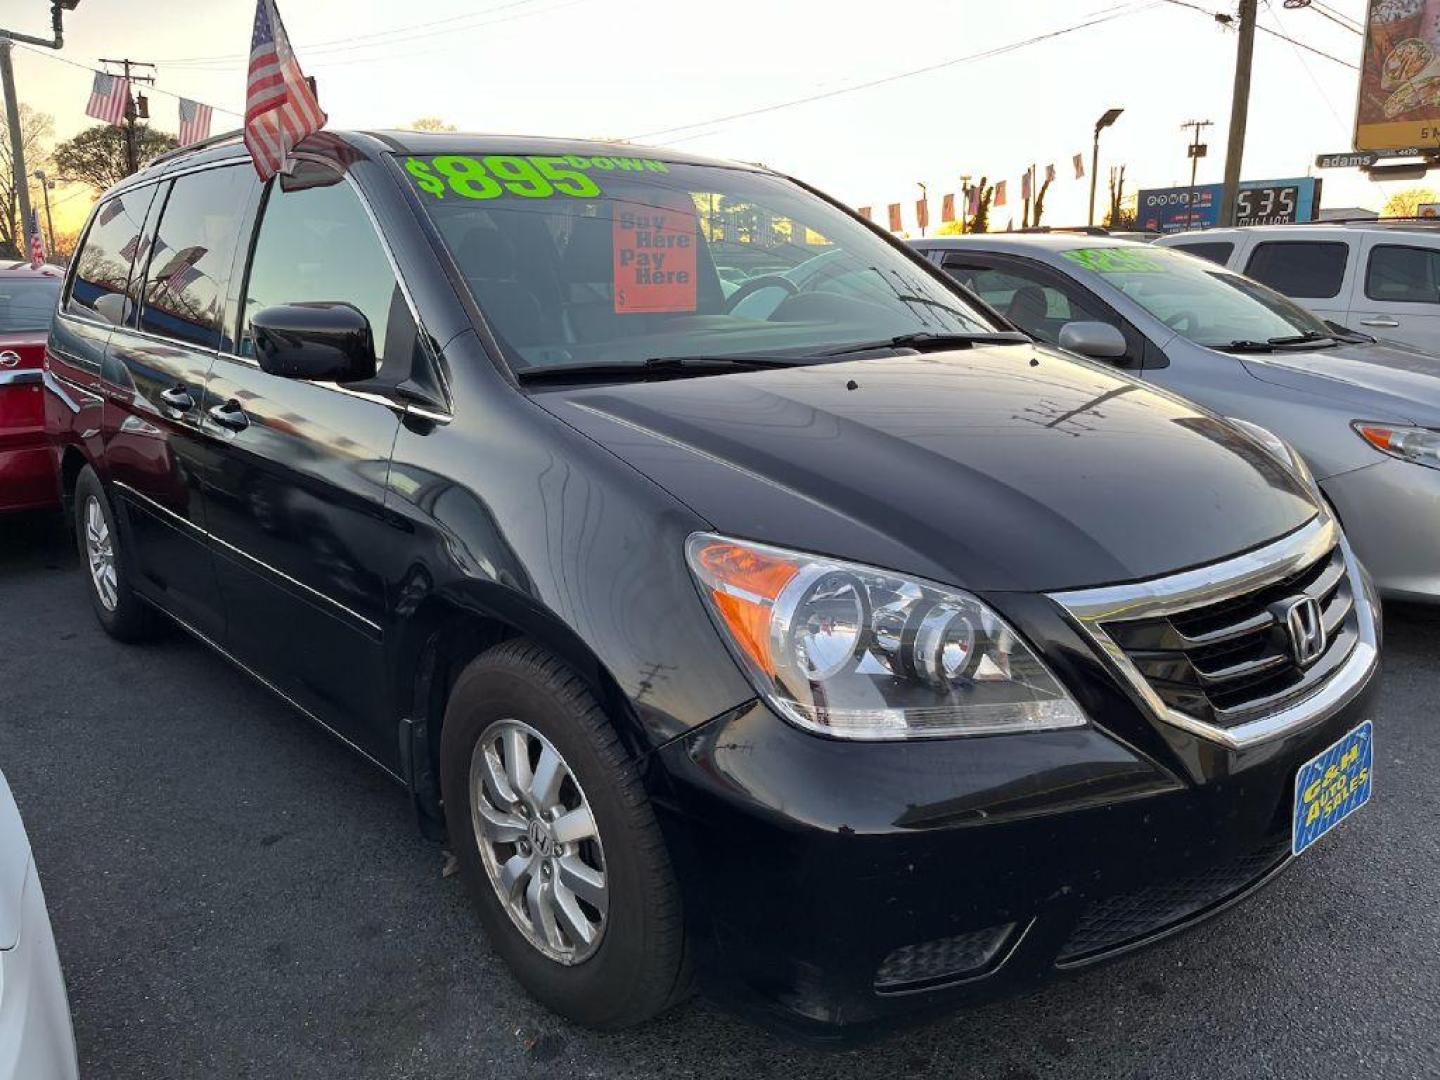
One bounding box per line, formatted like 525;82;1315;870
405;154;670;201
1061;248;1165;274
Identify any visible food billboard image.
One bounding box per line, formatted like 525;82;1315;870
1356;0;1440;150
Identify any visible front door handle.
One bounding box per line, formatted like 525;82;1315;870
208;400;249;432
159;385;195;411
1359;316;1399;327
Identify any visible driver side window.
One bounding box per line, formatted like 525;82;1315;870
943;260;1106;344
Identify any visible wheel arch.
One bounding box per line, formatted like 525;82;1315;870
390;579;648;841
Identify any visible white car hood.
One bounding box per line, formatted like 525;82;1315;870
0;771;33;950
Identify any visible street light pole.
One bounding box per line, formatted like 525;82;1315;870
1219;0;1257;228
916;181;927;238
1088;107;1124;228
0;4;80;260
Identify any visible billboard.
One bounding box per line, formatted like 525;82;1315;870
1355;0;1440;151
1136;178;1323;233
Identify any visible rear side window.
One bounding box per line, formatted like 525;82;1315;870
1243;241;1348;299
0;277;62;332
1365;244;1440;304
1168;241;1234;266
138;165;255;350
240;163;401;372
64;187;157;325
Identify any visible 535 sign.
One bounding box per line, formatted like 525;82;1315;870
1236;185;1299;226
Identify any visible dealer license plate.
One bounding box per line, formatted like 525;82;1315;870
1292;720;1373;857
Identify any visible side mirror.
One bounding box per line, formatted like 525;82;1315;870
251;302;376;383
1058;320;1128;360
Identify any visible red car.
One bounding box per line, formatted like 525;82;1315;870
0;262;63;513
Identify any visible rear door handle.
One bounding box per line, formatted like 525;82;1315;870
159;385;195;411
1359;317;1399;327
208;400;249;432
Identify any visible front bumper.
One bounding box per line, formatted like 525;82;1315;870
1322;458;1440;603
649;538;1383;1038
0;864;79;1080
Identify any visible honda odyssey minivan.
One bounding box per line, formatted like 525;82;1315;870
45;131;1380;1036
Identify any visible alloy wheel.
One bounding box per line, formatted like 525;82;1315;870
84;496;118;612
469;718;608;964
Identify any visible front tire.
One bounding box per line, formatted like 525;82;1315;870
439;639;690;1029
74;466;163;642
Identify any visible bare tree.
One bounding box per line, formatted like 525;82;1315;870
404;117;457;132
1;105;54;257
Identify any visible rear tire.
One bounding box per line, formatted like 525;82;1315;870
74;466;163;642
439;639;691;1029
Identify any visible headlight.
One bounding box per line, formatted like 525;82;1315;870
1354;422;1440;470
1227;417;1321;496
685;534;1087;740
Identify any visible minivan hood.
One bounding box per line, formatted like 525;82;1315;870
541;347;1318;593
1238;338;1440;426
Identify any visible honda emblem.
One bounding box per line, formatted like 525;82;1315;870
1282;596;1327;667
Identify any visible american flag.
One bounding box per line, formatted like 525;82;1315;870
244;0;326;180
178;98;213;146
158;247;206;295
86;72;131;126
28;212;45;269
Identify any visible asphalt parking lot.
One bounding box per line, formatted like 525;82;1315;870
1;510;1436;1080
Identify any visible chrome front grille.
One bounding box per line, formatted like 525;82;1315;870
1050;516;1380;749
1104;544;1356;730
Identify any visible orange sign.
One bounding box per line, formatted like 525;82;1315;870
612;198;697;314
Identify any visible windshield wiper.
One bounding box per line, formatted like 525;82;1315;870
1215;331;1336;354
821;331;1031;357
516;354;824;383
1266;331;1336;348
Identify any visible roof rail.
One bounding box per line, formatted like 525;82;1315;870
146;129;245;169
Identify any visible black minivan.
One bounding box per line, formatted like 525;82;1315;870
46;131;1381;1036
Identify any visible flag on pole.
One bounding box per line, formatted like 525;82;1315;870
178;98;214;146
1073;153;1085;180
915;198;929;230
1021;170;1032;204
967;186;980;216
244;0;328;180
887;203;902;231
941;193;955;223
1045;163;1056;185
86;72;131;126
994;181;1007;208
857;206;872;221
28;212;45;269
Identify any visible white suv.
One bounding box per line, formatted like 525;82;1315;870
1156;222;1440;353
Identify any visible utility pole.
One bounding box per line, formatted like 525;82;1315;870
1182;119;1213;231
98;57;155;176
0;3;79;260
1219;0;1257;228
33;168;54;251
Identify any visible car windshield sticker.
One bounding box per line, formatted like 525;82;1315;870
1062;247;1166;274
404;154;668;200
612;197;697;314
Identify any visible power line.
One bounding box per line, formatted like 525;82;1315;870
12;43;242;118
625;2;1163;142
156;0;575;68
1161;0;1357;67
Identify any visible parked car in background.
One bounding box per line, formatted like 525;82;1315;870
0;263;62;513
0;770;79;1080
1155;222;1440;352
47;132;1379;1036
914;234;1440;604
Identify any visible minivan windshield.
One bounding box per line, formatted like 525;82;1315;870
1061;245;1333;349
400;152;1001;374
